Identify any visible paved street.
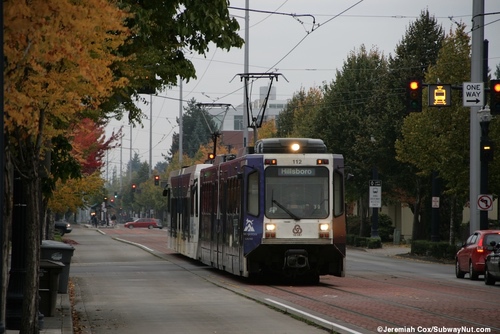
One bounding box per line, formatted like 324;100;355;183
69;225;330;334
66;224;500;334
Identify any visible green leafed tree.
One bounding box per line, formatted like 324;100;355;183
383;10;445;241
395;24;499;243
102;0;244;124
276;87;323;138
312;45;389;236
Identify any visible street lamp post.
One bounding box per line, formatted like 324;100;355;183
478;105;492;230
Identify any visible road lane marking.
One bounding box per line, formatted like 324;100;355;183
114;237;155;253
265;298;364;334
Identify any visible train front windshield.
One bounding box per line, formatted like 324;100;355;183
265;166;329;219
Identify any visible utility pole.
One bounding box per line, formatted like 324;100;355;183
129;125;132;182
120;132;123;191
242;0;249;148
149;94;152;177
479;106;492;229
469;0;484;233
179;78;183;165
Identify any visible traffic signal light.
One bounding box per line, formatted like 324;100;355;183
103;196;108;203
208;153;215;160
132;184;136;192
114;191;118;198
154;175;160;186
490;80;500;115
406;79;422;112
481;140;494;162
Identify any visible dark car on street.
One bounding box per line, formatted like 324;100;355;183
456;230;500;280
54;221;72;236
485;242;500;285
124;218;162;229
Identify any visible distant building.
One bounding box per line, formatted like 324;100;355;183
206;86;288;152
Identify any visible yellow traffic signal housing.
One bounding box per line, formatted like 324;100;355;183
406;79;422;112
490;80;500;115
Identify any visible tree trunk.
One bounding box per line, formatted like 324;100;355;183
411;179;421;242
358;197;365;237
20;176;41;334
449;195;456;245
1;153;14;334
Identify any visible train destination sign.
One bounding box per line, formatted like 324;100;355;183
278;167;316;176
463;82;484;107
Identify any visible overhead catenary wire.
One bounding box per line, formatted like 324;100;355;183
120;2;500;168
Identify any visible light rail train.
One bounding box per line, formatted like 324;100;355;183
163;138;346;282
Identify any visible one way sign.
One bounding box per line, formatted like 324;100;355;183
463;82;484;107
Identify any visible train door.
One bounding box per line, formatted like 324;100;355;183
175;176;189;253
230;176;243;275
210;177;219;267
217;177;228;270
199;180;214;265
169;180;180;251
238;176;245;275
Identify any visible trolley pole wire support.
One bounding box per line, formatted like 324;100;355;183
232;72;288;146
196;103;234;159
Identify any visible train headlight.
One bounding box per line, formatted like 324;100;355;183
265;223;276;231
265;223;276;238
319;223;329;231
291;143;300;152
319;223;330;238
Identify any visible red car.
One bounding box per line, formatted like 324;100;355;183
124;218;162;229
456;230;500;280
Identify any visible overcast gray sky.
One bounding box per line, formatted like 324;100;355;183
105;0;500;177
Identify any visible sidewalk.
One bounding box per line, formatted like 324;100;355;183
41;293;73;334
5;293;73;334
362;244;412;256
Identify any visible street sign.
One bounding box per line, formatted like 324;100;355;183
477;194;493;211
428;84;451;107
369;180;382;208
432;197;440;208
463;82;484;107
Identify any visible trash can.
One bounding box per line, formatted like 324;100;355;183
41;240;75;293
393;229;401;245
39;260;64;317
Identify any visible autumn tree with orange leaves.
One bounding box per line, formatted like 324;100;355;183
48;119;121;219
3;0;243;331
3;1;129;331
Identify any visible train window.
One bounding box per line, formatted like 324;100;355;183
333;171;344;217
165;187;171;213
247;171;259;216
191;180;198;217
265;167;329;219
